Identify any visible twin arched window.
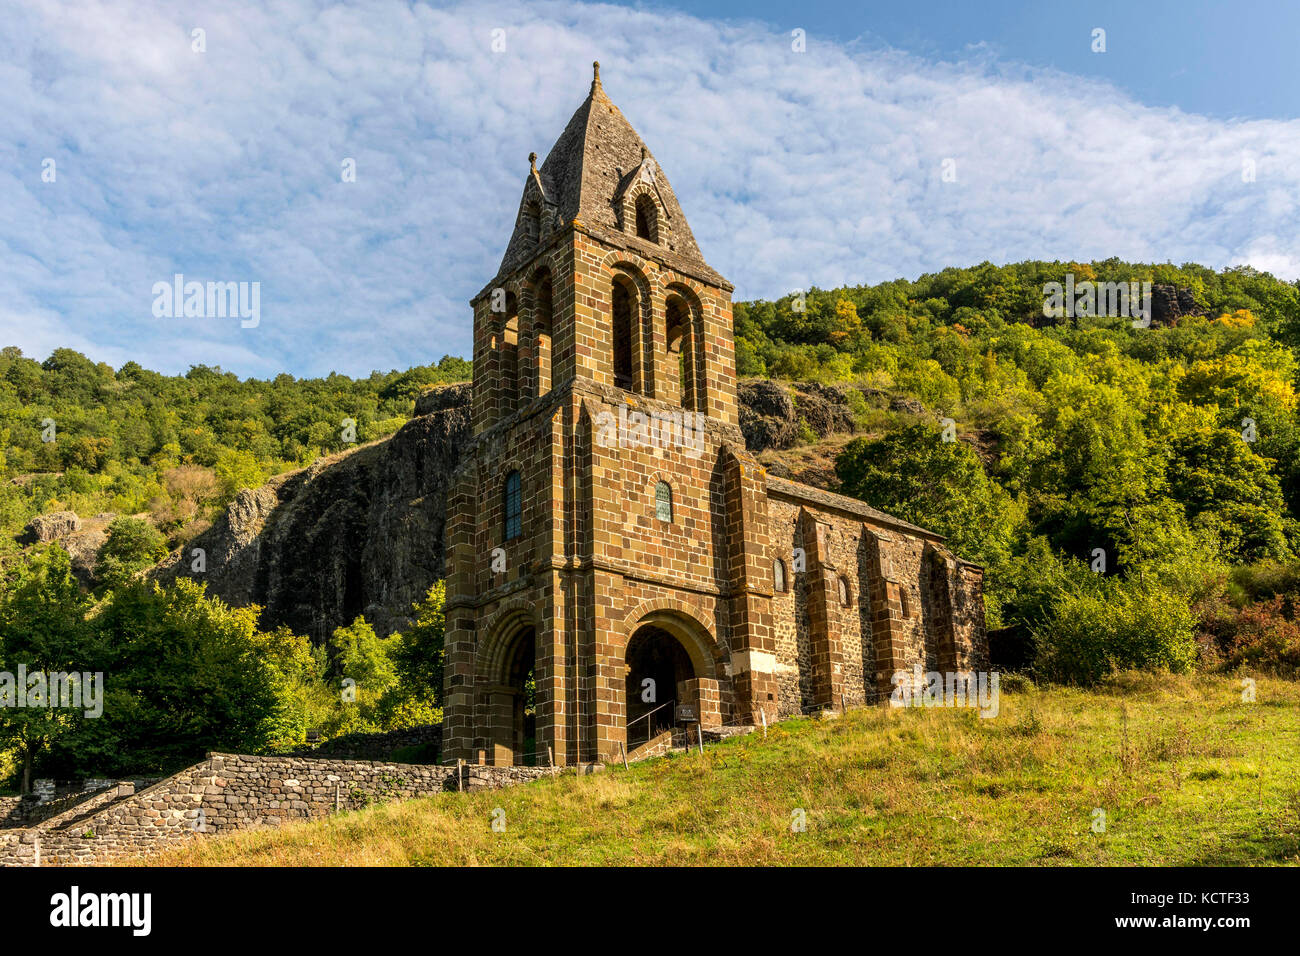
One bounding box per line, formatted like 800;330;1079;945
504;471;522;541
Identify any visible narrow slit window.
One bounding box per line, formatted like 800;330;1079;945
504;470;522;541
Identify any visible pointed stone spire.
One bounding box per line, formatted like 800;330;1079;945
495;63;719;281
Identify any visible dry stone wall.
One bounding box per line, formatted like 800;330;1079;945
0;752;551;866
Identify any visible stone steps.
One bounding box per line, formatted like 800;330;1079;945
626;730;674;762
38;783;142;833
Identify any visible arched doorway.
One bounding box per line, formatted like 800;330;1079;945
488;625;537;766
625;625;695;748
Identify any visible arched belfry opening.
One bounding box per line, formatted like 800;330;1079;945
664;294;696;409
489;625;537;766
500;291;520;416
625;625;695;748
532;268;553;399
635;193;656;242
611;274;636;390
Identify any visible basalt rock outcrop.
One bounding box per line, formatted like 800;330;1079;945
738;380;860;452
19;511;112;585
155;384;471;641
23;511;81;543
1150;283;1208;325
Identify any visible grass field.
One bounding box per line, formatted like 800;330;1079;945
146;673;1300;866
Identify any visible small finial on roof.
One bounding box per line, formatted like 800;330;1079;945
592;61;601;90
529;151;537;172
640;146;646;160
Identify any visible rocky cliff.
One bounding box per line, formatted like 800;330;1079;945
155;384;471;641
153;379;907;640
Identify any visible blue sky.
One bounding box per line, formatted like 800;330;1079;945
648;0;1300;121
4;0;1298;378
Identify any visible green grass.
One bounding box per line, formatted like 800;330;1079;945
146;673;1300;866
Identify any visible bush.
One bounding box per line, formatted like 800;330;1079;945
95;516;167;589
1208;595;1300;678
1034;579;1198;685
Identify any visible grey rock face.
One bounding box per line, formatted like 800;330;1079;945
738;380;859;452
156;386;471;640
25;511;81;543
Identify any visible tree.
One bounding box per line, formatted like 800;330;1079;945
0;547;98;792
837;422;1018;573
377;582;446;728
95;516;167;590
320;616;398;735
45;580;283;777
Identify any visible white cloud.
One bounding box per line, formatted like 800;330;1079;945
4;0;1299;377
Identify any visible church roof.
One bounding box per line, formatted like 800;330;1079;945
766;476;946;543
495;63;720;284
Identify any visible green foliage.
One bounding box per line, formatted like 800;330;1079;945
0;348;471;546
837;422;1019;610
95;516;168;589
320;584;449;736
736;260;1300;675
0;547;98;791
327;616;397;698
732;262;1300;661
43;579;283;777
386;582;446;709
1033;578;1199;685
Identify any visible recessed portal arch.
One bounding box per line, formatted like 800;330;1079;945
480;612;539;766
622;605;720;749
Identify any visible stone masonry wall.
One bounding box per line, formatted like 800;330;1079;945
0;752;552;867
765;483;987;713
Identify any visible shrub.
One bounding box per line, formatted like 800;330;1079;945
95;516;167;589
1034;579;1198;685
1219;596;1300;678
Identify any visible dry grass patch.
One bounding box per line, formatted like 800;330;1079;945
143;674;1300;867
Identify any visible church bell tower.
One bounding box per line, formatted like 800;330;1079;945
442;64;779;767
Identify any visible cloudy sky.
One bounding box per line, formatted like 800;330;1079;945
4;0;1299;378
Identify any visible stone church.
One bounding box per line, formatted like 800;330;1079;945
442;64;987;767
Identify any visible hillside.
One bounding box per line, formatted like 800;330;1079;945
144;675;1300;867
5;257;1300;787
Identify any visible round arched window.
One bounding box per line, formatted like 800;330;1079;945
838;576;851;607
773;558;787;593
654;481;673;523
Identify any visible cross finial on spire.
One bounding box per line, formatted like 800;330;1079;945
592;60;601;91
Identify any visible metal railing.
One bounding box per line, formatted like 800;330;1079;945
626;698;676;746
